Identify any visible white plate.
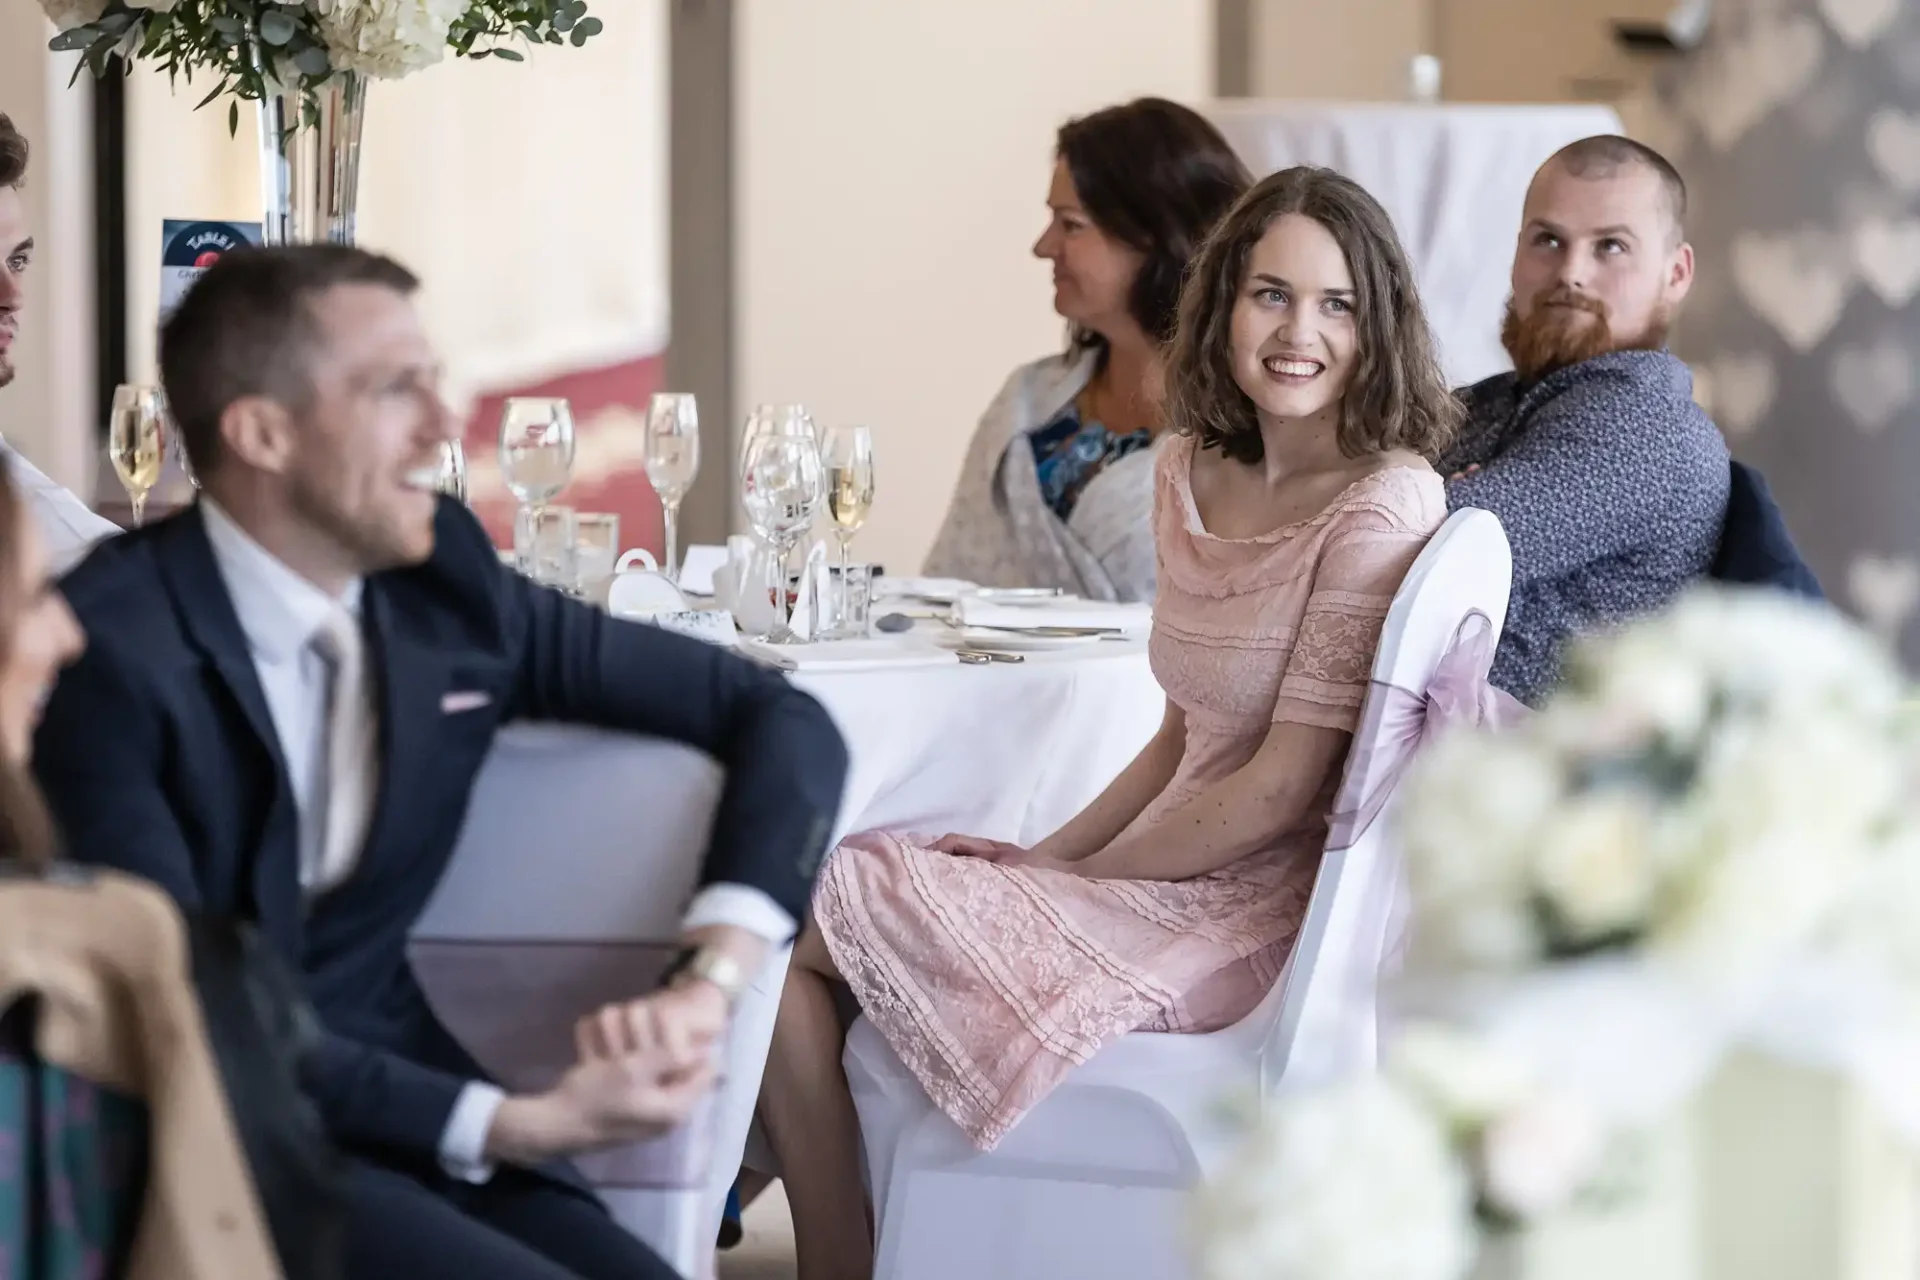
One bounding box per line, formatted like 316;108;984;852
931;628;1105;653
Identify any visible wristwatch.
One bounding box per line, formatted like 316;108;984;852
658;945;750;1004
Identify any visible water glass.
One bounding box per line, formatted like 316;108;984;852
524;505;579;591
740;429;824;640
575;512;621;596
433;439;468;502
499;397;576;527
833;563;875;639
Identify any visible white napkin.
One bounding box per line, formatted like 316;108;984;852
953;595;1152;633
787;542;831;641
740;638;957;673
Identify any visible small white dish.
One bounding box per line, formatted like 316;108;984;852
607;548;691;619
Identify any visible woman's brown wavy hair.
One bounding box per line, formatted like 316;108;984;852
0;457;58;866
1165;166;1460;465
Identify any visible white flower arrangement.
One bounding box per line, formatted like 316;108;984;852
39;0;602;127
1402;588;1911;987
1193;587;1920;1279
1191;1026;1626;1280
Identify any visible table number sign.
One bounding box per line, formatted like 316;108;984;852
161;219;262;325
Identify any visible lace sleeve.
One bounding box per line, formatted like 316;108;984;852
1271;517;1429;733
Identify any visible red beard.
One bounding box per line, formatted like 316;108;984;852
1500;287;1671;383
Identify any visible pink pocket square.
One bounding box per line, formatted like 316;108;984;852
441;690;493;714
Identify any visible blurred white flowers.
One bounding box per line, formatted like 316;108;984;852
1192;1027;1620;1280
38;0;110;28
1190;1072;1475;1280
1403;588;1915;988
314;0;468;79
1194;588;1920;1279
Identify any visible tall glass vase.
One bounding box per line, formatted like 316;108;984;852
256;71;367;246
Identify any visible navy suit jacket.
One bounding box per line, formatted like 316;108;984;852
1710;460;1824;600
33;498;849;1165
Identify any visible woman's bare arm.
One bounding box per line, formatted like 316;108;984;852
1025;699;1187;863
1068;718;1348;881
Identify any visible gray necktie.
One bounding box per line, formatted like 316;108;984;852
309;608;378;894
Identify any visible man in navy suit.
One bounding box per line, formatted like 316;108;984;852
34;244;849;1279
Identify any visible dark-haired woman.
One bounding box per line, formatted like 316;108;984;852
762;166;1463;1279
922;98;1251;602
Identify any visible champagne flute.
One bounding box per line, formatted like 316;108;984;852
822;426;875;637
108;383;168;527
644;393;700;583
740;429;824;640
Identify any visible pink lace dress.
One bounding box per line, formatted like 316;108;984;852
814;437;1446;1149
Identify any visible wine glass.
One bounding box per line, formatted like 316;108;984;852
498;397;575;524
644;393;700;583
740;429;824;640
821;426;875;637
433;439;468;502
108;383;168;527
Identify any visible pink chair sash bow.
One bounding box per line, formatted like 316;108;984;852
1324;611;1528;852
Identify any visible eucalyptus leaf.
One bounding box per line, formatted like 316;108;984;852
258;10;298;46
491;47;524;61
553;9;576;32
229;100;240;137
574;17;602;40
293;46;332;76
49;27;96;53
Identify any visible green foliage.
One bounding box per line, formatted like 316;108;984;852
47;1;600;132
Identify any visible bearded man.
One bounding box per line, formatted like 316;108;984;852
1442;134;1730;705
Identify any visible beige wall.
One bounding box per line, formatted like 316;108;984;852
734;0;1214;574
1439;0;1674;103
1248;0;1426;100
1241;0;1674;105
0;9;97;496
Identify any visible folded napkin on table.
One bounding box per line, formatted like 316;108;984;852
738;637;958;673
953;596;1152;633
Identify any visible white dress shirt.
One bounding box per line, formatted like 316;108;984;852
199;500;795;1181
0;436;119;576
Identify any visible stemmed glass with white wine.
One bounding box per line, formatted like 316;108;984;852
498;397;575;564
644;393;699;583
108;383;168;527
822;426;875;637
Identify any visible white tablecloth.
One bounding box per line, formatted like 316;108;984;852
409;636;1165;1273
1202;101;1626;388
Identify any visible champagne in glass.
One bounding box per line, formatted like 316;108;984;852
822;426;875;637
644;393;700;583
108;383;168;527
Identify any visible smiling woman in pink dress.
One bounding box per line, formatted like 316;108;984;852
759;167;1464;1280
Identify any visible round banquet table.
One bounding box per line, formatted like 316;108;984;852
408;630;1165;1276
